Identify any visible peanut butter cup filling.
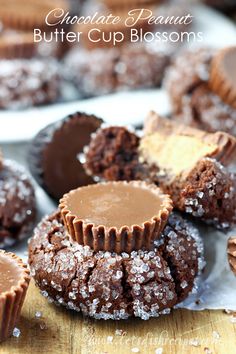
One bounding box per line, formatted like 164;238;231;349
60;181;173;253
140;133;218;176
140;112;236;179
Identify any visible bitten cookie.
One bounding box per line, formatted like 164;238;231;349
28;112;103;200
0;158;36;247
85;113;236;228
164;46;236;137
29;208;204;320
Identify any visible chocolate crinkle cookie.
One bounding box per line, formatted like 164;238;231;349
0;160;36;247
64;44;169;98
84;114;236;228
164;47;215;114
28;211;204;320
0;58;61;109
179;84;236;137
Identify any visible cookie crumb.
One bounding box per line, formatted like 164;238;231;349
115;329;126;336
107;336;114;343
230;316;236;323
224;309;232;314
12;327;21;338
212;331;220;339
189;338;200;347
35;311;42;319
155;348;163;354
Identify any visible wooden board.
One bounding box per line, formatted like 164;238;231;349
1;282;236;354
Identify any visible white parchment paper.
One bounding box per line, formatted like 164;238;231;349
3;143;236;312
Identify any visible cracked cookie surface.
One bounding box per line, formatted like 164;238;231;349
28;211;204;320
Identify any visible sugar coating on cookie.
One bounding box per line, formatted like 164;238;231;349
28;211;204;320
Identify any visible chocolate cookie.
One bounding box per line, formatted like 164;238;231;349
28;210;204;320
64;44;169;98
84;113;236;228
64;47;119;98
0;159;36;247
179;84;236;137
28;112;103;200
0;58;61;109
164;47;215;114
164;46;236;137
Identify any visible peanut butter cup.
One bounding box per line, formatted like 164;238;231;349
228;237;236;275
0;251;30;342
0;30;36;59
210;47;236;109
60;181;173;253
0;0;68;31
28;112;103;200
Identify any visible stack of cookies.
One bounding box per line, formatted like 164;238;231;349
28;179;204;320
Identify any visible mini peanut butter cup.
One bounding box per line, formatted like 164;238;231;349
0;31;36;59
0;251;30;342
0;0;68;32
228;237;236;275
209;46;236;109
60;181;173;253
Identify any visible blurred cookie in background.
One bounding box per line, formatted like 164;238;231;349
0;59;62;109
164;46;236;137
64;43;170;97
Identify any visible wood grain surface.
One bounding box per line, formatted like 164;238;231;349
1;282;236;354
